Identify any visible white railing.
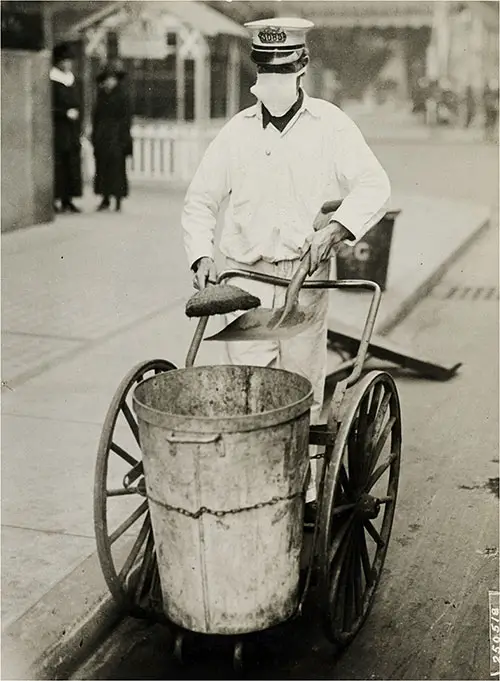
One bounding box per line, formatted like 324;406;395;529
127;121;224;183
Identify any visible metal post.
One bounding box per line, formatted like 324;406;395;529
194;34;210;123
227;39;240;117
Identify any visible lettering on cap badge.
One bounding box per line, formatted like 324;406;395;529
258;27;287;44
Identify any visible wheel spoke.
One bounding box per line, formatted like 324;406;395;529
339;461;352;498
366;416;397;481
109;501;148;544
331;530;353;628
355;391;371;453
364;519;385;548
358;525;374;587
120;400;140;445
352;537;363;618
367;452;397;490
331;502;357;516
148;560;161;606
347;426;362;489
327;511;355;568
134;529;155;600
342;539;356;631
363;383;385;467
371;391;392;447
119;514;151;580
110;441;138;467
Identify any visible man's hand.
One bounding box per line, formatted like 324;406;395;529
301;218;354;275
192;257;217;290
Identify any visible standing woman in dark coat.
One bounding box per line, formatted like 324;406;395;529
50;43;82;213
91;64;133;212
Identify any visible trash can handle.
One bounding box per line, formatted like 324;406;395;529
165;432;221;445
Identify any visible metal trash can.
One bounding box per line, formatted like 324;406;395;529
132;365;313;635
336;210;401;291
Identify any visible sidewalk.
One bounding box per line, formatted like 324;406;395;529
1;185;491;679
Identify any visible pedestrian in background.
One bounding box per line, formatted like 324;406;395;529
91;62;132;212
464;85;476;128
483;79;499;142
50;43;82;213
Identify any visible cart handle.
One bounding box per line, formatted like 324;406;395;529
215;270;382;388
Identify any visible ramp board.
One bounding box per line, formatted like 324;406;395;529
326;322;461;382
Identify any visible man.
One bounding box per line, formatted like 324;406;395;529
181;18;390;518
50;43;82;213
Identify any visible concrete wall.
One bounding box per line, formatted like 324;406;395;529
1;50;54;232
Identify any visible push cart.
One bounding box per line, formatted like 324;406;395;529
93;270;402;672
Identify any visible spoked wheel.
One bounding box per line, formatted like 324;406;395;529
319;371;402;646
94;358;176;619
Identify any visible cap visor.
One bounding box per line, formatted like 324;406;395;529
251;48;304;66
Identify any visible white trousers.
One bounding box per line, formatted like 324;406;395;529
220;257;330;502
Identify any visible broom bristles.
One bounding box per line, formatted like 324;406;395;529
185;284;261;318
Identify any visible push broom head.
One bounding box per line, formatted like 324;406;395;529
185;284;261;318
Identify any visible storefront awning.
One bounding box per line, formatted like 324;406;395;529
60;0;247;39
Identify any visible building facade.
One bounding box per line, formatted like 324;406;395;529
1;0;54;232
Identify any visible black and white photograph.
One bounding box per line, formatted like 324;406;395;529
1;1;499;679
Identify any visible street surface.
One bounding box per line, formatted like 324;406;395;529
69;138;499;681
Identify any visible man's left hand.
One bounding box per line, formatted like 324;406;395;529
301;216;354;275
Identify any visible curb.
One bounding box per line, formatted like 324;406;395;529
377;215;491;335
1;210;492;681
1;553;123;681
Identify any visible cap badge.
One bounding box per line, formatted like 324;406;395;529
258;26;287;44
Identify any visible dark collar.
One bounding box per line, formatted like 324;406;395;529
262;89;304;132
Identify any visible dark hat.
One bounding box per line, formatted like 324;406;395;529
244;17;313;68
96;60;127;83
52;43;74;64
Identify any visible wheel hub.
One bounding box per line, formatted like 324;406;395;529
356;493;381;519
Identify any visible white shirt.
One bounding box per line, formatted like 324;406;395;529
182;92;390;267
49;67;75;87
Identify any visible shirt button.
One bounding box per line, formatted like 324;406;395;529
265;149;271;156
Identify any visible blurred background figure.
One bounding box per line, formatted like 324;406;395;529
436;78;459;126
91;61;132;212
412;76;429;121
483;78;499;142
463;84;476;129
425;79;440;126
50;43;82;213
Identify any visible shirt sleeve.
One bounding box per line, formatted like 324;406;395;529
181;126;231;268
330;114;391;243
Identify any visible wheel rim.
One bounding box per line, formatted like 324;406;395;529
93;358;176;619
319;372;402;645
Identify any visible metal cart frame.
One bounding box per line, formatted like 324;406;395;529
94;271;402;671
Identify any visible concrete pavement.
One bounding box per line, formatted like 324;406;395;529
0;176;491;678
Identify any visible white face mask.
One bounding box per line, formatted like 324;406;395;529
250;68;306;117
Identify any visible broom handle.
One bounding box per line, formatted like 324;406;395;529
277;251;312;322
185;316;209;368
277;200;343;322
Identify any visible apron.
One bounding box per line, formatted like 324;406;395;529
220;257;331;502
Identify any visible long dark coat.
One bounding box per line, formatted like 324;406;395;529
51;79;82;200
91;87;133;199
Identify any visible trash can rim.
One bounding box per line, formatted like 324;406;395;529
132;365;314;434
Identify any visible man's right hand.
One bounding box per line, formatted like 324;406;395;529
192;257;217;290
